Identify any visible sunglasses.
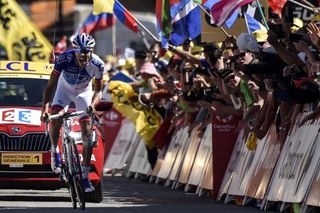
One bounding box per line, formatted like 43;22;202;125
235;52;246;59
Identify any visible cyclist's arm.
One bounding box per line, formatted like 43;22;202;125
42;71;59;114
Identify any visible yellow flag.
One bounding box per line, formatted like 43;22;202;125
109;81;161;148
0;0;52;61
93;0;114;15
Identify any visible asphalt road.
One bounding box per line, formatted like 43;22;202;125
0;175;275;213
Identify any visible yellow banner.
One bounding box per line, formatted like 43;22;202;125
109;81;161;148
0;0;52;61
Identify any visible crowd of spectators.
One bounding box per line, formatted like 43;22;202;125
100;7;320;165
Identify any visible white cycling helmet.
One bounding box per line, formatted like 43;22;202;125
71;33;95;53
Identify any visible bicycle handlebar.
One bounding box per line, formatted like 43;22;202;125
48;111;86;120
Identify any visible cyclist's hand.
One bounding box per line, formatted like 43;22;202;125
40;111;49;123
87;105;96;115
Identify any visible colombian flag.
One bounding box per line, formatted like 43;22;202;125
93;0;139;33
79;12;115;34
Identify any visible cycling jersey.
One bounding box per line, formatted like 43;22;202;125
53;50;104;89
51;50;104;116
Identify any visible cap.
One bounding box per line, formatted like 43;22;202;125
140;62;161;78
124;58;136;70
252;30;268;43
191;46;204;55
236;33;260;53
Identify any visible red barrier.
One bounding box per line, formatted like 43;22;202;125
102;108;124;161
212;114;240;199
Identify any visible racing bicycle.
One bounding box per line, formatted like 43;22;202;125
46;111;87;210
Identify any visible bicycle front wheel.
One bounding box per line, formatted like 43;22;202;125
63;142;77;209
69;137;86;210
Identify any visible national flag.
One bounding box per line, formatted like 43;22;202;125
156;0;173;47
109;81;161;149
170;1;201;46
193;0;220;9
79;12;115;34
0;0;52;61
268;0;287;16
54;36;67;54
244;13;267;33
210;0;255;26
225;8;240;28
93;0;139;33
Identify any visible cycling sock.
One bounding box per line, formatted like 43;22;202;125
51;145;58;153
83;166;90;179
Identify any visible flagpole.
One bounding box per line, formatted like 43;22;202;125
255;0;269;30
193;0;230;37
114;0;160;42
288;0;319;13
112;20;116;56
243;13;251;34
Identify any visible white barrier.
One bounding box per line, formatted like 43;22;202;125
104;120;137;171
129;138;151;176
198;155;213;196
266;115;320;203
218;129;246;199
244;125;281;200
186;124;212;191
177;125;202;186
167;126;192;186
156;127;189;183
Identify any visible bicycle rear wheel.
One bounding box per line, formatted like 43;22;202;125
69;137;86;210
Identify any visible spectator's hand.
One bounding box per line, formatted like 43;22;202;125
306;23;320;48
267;30;279;46
215;57;225;71
247;80;259;91
263;79;274;93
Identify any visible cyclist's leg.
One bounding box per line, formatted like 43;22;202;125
73;89;95;192
50;85;71;173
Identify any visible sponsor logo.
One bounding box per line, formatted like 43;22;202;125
11;127;21;133
106;111;119;121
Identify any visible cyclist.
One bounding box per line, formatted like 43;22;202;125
41;33;104;193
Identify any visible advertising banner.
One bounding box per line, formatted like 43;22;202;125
102;108;124;161
212;114;240;199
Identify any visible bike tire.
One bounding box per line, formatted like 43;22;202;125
69;137;86;210
63;142;77;209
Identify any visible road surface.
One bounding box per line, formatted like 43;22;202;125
0;175;276;212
